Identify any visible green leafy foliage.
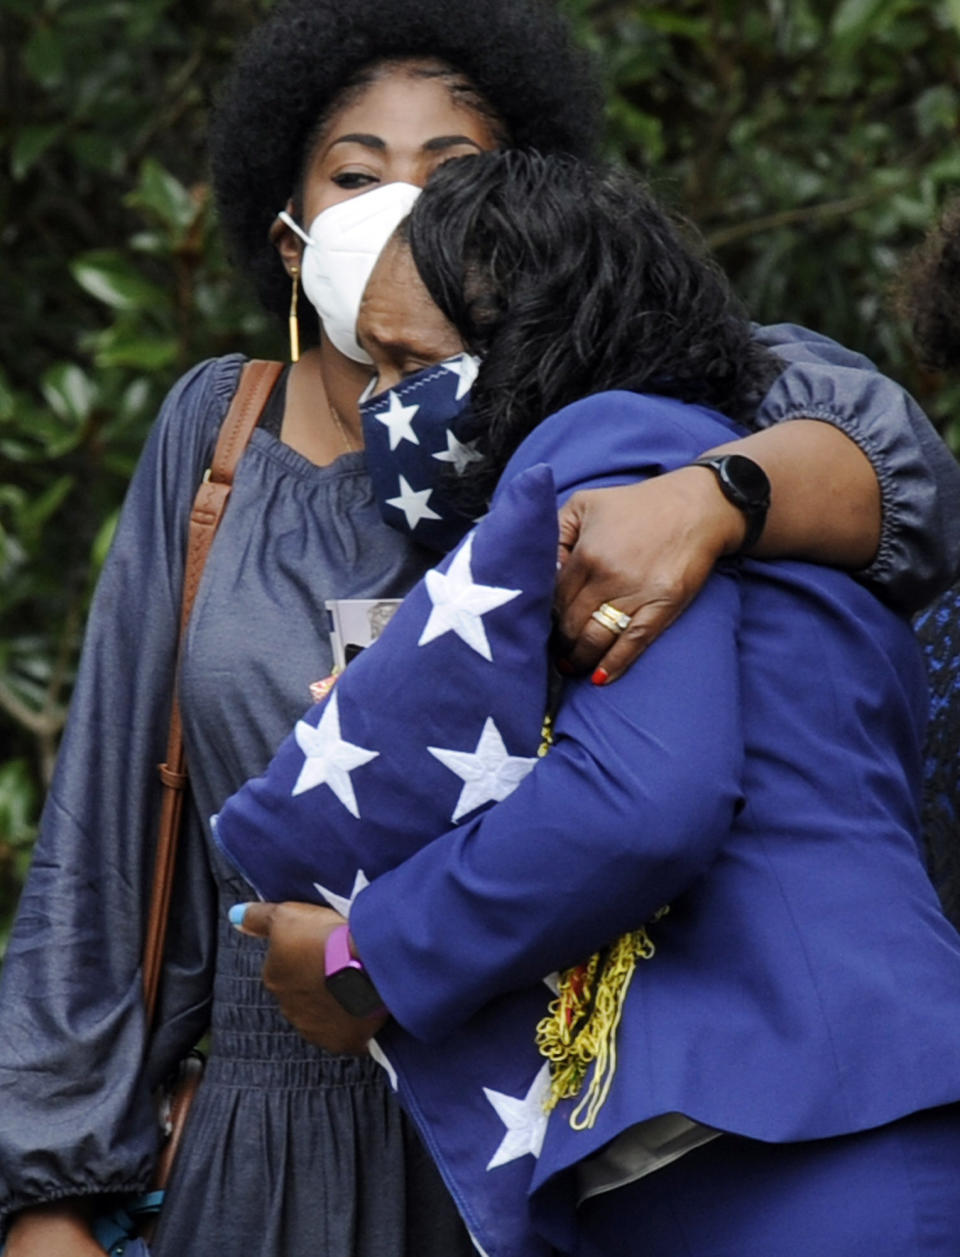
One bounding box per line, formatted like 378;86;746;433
1;0;958;946
561;0;960;447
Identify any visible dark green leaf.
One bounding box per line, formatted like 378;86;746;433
17;475;76;543
914;85;959;138
70;251;167;311
90;508;120;573
127;158;199;237
831;0;897;40
10;124;62;180
40;363;96;426
93;333;179;370
22;24;65;88
69;131;126;177
0;759;38;844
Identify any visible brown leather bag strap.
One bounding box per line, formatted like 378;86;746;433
180;359;285;635
142;359;284;1027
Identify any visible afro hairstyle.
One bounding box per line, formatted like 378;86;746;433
209;0;603;321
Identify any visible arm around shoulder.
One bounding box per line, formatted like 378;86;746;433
752;321;960;609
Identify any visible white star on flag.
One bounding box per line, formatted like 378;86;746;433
418;535;520;660
441;353;481;399
387;474;442;531
429;717;538;821
377;391;420;449
483;1062;552;1170
432;429;483;475
368;1038;399;1091
312;867;370;918
292;692;378;816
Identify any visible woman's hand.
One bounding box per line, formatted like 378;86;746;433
4;1202;103;1257
236;902;387;1054
554;420;881;683
555;467;744;682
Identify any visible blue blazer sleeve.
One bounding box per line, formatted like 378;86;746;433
0;357;240;1232
349;394;745;1042
752;321;960;610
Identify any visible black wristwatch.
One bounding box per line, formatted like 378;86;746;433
690;454;771;553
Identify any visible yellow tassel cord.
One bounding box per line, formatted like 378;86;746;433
536;914;665;1130
535;707;669;1129
537;712;555;757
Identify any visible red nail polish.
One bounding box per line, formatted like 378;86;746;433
591;667;609;686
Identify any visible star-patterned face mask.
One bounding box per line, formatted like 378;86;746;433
358;352;485;553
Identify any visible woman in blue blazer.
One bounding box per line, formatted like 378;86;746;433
225;151;960;1256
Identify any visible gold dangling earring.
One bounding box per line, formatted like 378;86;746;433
288;266;301;363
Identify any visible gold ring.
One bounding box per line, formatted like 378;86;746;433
590;602;632;634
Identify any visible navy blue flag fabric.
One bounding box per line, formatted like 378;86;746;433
213;461;562;1254
358;353;484;553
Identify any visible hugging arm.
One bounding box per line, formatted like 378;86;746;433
751;323;960;599
556;323;960;679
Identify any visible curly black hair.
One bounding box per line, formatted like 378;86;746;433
895;197;960;372
209;0;602;321
403;149;779;498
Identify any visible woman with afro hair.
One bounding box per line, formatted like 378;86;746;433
1;1;959;1254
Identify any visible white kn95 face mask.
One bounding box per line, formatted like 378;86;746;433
278;181;422;364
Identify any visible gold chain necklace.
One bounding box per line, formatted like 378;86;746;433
330;403;356;454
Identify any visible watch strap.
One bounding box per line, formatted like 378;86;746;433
691;454;770;553
324;923;362;977
324;924;385;1018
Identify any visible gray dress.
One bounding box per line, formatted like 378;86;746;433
1;335;959;1253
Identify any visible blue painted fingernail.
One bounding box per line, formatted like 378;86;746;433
228;903;250;930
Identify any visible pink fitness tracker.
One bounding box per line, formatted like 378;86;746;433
324;923;386;1018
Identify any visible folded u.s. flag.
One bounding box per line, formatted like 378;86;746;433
213;463;562;1254
213;461;556;905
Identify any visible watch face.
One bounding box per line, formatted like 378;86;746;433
326;967;384;1018
722;454;771;507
